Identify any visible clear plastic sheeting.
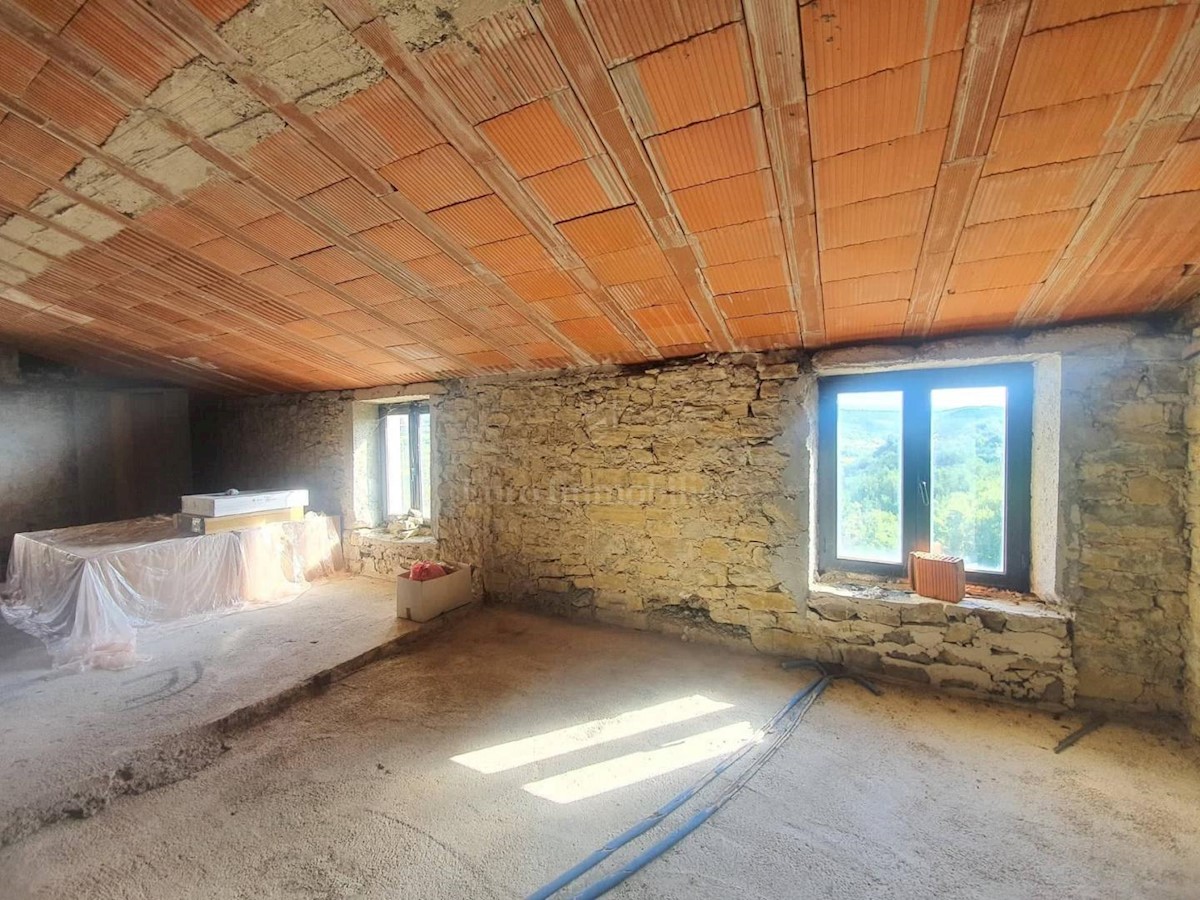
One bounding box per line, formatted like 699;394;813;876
1;514;344;671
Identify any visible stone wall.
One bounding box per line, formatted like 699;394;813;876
811;323;1189;715
435;357;800;632
191;392;353;519
805;590;1072;703
430;352;1077;708
344;531;437;578
1186;321;1200;734
199;321;1193;719
1055;330;1188;714
429;322;1186;714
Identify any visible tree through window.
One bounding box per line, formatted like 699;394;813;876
817;364;1032;591
380;401;432;521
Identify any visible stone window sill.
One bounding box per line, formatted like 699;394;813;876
351;527;437;547
809;580;1069;632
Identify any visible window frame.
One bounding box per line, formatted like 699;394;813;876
816;363;1033;591
378;400;432;522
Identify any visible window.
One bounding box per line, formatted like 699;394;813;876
817;364;1032;591
380;402;432;520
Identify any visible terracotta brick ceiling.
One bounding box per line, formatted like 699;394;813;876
0;0;1197;393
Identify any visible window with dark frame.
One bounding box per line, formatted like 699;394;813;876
379;401;432;521
816;364;1033;591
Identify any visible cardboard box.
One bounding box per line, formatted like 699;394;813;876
174;506;304;535
397;563;472;623
181;489;309;518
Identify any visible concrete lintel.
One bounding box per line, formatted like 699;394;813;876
353;382;446;403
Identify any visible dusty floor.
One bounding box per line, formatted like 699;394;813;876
0;576;418;844
2;607;1198;899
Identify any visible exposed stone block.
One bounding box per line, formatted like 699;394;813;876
900;602;949;626
1003;614;1068;638
944;622;977;645
735;589;796;612
759;363;800;380
880;659;932;684
809;594;856;622
977;630;1069;659
841;646;884;672
928;664;993;691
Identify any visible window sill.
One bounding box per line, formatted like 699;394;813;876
350;527;437;547
808;579;1069;632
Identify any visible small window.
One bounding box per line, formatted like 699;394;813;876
817;364;1033;591
380;402;432;520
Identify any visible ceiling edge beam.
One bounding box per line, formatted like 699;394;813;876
1017;6;1200;324
0;201;301;394
136;0;597;369
0;326;256;393
744;0;825;347
904;0;1030;337
0;283;267;393
0;155;404;390
335;9;660;362
531;0;736;353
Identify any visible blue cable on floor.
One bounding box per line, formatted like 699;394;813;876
527;661;875;900
571;682;828;900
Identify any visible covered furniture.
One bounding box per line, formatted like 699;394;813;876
1;515;343;670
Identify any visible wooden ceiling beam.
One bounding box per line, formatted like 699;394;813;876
327;5;660;361
532;0;736;353
904;0;1030;338
133;0;597;368
744;0;825;347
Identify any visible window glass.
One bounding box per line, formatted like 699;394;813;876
818;363;1031;591
384;413;412;516
930;386;1006;572
836;391;903;564
383;405;433;521
418;410;432;519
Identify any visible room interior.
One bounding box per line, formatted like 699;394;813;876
1;0;1200;897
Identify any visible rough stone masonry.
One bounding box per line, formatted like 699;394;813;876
197;320;1191;720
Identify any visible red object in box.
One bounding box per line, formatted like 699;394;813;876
409;560;447;581
908;552;966;603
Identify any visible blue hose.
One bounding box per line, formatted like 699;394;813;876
570;681;829;900
526;662;830;900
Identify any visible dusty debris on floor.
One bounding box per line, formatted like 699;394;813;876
2;609;1197;899
0;576;425;849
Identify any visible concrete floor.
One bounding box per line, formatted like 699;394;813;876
0;576;420;846
1;608;1197;899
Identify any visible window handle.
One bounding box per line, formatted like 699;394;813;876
918;479;930;506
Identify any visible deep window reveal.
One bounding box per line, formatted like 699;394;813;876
816;364;1033;591
380;401;432;521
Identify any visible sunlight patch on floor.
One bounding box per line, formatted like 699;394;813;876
522;721;757;804
450;694;733;774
